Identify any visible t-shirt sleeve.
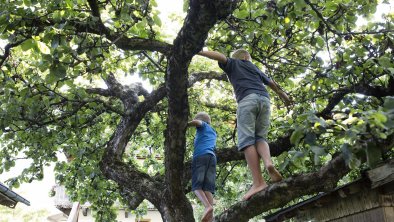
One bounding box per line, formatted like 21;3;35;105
196;121;207;130
218;57;233;74
259;70;271;85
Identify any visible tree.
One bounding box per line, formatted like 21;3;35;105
0;0;393;221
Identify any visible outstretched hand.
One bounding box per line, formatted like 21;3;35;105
284;96;294;106
283;97;295;112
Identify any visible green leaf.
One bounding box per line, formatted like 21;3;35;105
383;97;394;111
349;157;361;169
316;37;325;48
311;146;326;165
37;41;51;54
153;14;162;27
304;132;316;145
290;128;304;146
311;146;325;155
387;68;394;75
48;64;67;83
341;143;352;165
366;142;382;168
20;39;35;51
237;9;249;18
370;111;387;128
51;36;60;49
294;0;305;10
52;10;65;22
378;56;391;67
289;150;306;168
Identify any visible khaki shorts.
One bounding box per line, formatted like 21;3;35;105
237;93;271;151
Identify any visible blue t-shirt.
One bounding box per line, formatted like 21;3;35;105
219;58;271;103
193;122;217;158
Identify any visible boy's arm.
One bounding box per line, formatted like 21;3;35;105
187;120;203;127
198;51;227;64
267;80;292;106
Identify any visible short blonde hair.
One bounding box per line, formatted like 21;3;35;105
194;112;211;124
231;49;251;60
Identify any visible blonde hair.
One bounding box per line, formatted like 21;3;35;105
194;112;211;124
231;49;251;60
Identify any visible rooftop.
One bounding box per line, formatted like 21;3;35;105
0;182;30;208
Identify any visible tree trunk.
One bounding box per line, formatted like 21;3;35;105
158;192;195;222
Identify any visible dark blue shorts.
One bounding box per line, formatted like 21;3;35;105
192;154;216;194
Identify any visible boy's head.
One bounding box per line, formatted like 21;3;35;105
231;49;251;61
194;112;211;124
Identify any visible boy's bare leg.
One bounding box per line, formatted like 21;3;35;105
204;191;214;205
256;140;282;182
194;190;213;222
243;145;268;200
204;191;214;222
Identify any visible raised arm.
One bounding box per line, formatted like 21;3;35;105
267;80;292;106
188;119;203;127
198;51;227;64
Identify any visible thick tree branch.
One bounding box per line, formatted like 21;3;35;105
188;71;228;86
17;13;172;55
85;0;172;55
215;135;394;222
318;82;394;118
216;153;349;221
120;189;145;210
100;160;164;205
317;88;350;118
87;0;102;18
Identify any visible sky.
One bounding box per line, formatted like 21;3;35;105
0;0;393;220
357;1;393;26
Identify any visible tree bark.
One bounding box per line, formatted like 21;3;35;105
162;1;241;220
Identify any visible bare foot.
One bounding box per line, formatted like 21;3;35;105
201;206;213;222
267;165;283;182
242;184;267;201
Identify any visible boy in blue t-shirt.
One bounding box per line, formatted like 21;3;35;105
188;112;217;222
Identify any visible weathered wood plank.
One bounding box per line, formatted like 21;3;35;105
367;159;394;189
383;206;394;222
